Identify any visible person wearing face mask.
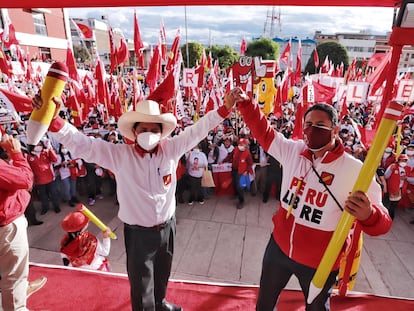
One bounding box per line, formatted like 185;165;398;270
27;138;61;215
231;138;253;209
32;91;237;311
384;154;410;219
380;145;396;170
54;144;79;208
229;87;392;311
186;143;208;205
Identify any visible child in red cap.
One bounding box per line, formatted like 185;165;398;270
60;211;111;271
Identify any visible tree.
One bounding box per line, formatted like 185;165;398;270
304;41;349;75
245;37;279;60
206;45;239;70
73;44;91;64
181;42;204;68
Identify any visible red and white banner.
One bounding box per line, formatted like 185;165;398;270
182;68;199;88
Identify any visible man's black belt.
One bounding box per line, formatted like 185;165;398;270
126;217;173;232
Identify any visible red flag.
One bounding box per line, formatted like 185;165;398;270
95;54;110;113
133;10;145;68
367;53;388;68
366;51;391;96
117;36;130;66
25;52;34;83
146;43;162;92
15;46;26;72
66;83;83;127
313;48;319;69
240;38;247;56
76;23;93;39
108;27;118;73
66;45;81;83
147;67;178;113
344;58;357;83
165;29;181;73
1;21;19;49
295;39;302;85
0;48;12;78
303;81;336;104
321;55;330;73
207;51;213;71
292;101;304;140
0;88;33;113
279;40;291;65
160;19;167;61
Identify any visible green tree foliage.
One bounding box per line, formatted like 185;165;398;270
73;44;91;64
181;42;205;68
245;37;279;60
206;45;239;70
304;41;349;75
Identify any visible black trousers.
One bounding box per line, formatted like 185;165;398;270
124;217;176;311
256;236;338;311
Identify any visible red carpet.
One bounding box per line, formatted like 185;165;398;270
27;263;414;311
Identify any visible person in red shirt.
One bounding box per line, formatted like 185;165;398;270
231;138;253;209
0;133;34;310
27;138;61;214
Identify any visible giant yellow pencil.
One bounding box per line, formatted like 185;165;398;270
27;61;68;150
77;204;117;240
307;100;405;304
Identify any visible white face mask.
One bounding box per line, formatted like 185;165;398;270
34;146;43;152
137;132;161;151
61;149;68;154
238;145;246;151
406;150;414;156
399;162;407;168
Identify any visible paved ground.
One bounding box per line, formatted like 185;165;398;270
27;190;414;299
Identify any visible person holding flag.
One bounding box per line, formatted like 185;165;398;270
32;88;239;311
227;87;392;311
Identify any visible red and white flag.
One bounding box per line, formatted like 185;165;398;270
279;39;291;65
133;10;145;68
240;38;247;56
160;19;167;61
313;48;319;70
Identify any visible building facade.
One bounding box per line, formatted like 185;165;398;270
1;8;70;62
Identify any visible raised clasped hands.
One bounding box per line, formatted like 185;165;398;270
224;87;248;110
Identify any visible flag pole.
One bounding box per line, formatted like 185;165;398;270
184;6;190;68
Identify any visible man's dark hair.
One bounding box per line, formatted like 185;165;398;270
133;122;163;132
304;103;338;127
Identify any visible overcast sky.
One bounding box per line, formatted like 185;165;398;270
68;6;395;48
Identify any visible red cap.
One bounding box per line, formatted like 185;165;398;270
238;138;249;146
47;61;68;81
61;211;89;232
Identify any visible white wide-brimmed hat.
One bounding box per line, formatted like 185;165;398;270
118;100;177;142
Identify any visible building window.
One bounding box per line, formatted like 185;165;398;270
39;47;51;61
33;13;47;36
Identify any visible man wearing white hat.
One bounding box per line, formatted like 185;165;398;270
32;92;238;311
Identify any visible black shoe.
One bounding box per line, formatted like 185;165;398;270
28;220;43;226
236;201;244;209
54;207;61;213
262;196;269;203
410;220;414;225
69;200;75;207
40;208;48;215
156;300;183;311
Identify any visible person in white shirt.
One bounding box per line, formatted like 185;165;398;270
186;144;208;205
32;92;237;311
